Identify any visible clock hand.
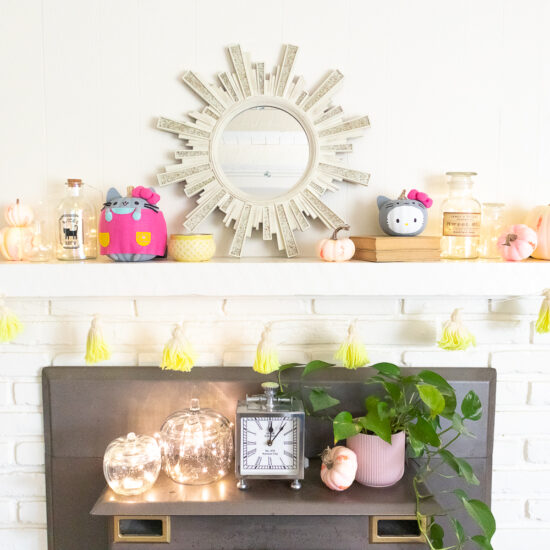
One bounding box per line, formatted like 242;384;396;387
270;422;287;444
267;420;274;446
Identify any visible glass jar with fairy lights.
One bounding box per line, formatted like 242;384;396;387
159;398;233;485
103;432;161;496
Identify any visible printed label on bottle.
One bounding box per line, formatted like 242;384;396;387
443;212;481;237
59;214;83;249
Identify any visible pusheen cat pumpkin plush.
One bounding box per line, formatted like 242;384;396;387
377;189;433;237
99;186;167;261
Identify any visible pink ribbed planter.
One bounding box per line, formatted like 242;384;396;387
347;431;405;487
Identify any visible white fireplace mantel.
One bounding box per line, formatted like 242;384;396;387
0;258;548;297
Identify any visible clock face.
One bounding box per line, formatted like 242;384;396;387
240;416;299;476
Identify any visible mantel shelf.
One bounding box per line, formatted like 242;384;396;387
91;460;441;517
1;258;548;297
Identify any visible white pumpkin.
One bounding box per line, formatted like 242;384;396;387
0;226;34;261
317;225;355;262
5;199;34;227
525;205;550;260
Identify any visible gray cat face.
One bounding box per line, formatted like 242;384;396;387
377;196;428;236
103;188;159;222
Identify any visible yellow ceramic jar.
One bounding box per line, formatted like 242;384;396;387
168;234;216;262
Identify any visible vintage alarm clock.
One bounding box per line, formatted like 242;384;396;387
235;382;305;490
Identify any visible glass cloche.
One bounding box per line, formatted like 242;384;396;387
159;398;233;485
103;432;161;496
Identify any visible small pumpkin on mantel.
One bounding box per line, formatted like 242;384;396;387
0;199;35;261
320;446;357;491
317;225;355;262
525;205;550;259
497;224;537;262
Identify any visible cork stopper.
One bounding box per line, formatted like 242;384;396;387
66;179;83;187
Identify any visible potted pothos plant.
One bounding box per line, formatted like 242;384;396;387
276;360;496;550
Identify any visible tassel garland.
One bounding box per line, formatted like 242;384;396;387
536;289;550;334
160;324;197;372
334;321;369;369
85;315;111;364
253;324;280;375
0;298;23;343
438;308;476;351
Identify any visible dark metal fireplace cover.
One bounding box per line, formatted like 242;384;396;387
43;366;495;549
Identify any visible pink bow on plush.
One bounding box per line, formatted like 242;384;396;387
407;189;433;208
132;186;161;205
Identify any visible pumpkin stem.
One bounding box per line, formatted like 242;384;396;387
331;225;350;240
15;199;19;205
505;233;518;246
320;446;334;469
398;189;407;200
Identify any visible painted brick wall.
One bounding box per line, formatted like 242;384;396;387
0;295;549;549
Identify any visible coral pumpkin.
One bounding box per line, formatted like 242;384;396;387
318;225;355;262
0;227;34;261
525;205;550;260
320;446;357;491
497;224;537;262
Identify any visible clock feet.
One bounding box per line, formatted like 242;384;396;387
290;479;302;491
237;478;249;490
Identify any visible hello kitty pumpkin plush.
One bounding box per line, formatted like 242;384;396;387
99;186;167;261
377;189;433;236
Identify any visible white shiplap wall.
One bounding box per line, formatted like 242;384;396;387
2;0;550;257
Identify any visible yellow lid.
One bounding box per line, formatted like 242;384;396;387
170;234;213;241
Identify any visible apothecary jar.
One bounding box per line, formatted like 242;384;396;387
159;398;233;485
103;432;162;496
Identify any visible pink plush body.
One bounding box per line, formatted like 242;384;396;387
99;208;166;256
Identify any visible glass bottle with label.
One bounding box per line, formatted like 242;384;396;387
479;203;505;259
441;172;481;259
55;179;97;260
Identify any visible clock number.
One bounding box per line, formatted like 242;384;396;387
268;456;272;468
246;448;256;458
255;456;262;468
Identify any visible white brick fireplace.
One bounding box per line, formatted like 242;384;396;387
1;259;550;549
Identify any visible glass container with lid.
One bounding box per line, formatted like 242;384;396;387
441;172;482;259
103;432;161;496
479;203;506;259
159;398;233;485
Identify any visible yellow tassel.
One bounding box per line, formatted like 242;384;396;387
536;289;550;334
334;321;369;369
85;315;111;365
160;324;197;372
253;324;280;375
0;298;24;343
438;308;476;351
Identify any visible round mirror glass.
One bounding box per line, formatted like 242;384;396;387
218;106;310;200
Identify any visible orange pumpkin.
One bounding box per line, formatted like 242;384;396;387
317;225;355;262
320;446;357;491
525;205;550;259
0;227;34;261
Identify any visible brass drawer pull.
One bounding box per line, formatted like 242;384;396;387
113;516;170;543
369;515;427;544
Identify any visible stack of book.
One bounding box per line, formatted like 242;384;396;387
351;235;441;262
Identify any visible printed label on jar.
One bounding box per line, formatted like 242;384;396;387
59;214;83;249
443;212;481;237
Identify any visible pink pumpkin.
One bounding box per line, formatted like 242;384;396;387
525;205;550;260
318;225;355;262
0;226;34;261
497;224;537;262
320;446;357;491
5;199;34;227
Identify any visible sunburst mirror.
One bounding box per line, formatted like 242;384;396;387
157;44;370;257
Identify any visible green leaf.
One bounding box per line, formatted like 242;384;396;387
418;370;455;394
451;413;474;437
333;411;361;443
370;362;401;378
302;360;335;377
417;384;445;417
453;488;469;502
463;499;496;539
381;381;402;404
450;517;466;545
278;362;302;372
363;395;392;443
407;434;425;457
461;390;483;421
429;522;444;549
308;388;340;412
439;449;460;473
408;417;441;447
441;392;457;419
454;456;480;485
471;534;493;550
